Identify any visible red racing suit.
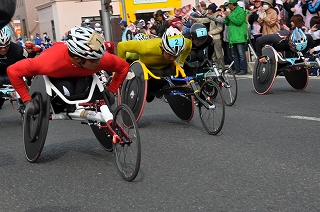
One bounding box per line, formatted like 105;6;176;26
7;42;129;102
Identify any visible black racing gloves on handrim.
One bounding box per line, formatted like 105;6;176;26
24;98;40;115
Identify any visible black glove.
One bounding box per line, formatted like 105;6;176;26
105;90;115;106
25;98;40;115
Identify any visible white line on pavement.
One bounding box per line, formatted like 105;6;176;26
286;115;320;122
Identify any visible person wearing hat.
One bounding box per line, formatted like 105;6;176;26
190;3;225;69
224;0;248;75
84;18;94;29
119;20;133;41
248;0;262;51
258;0;279;35
274;0;286;30
94;23;105;39
154;9;170;37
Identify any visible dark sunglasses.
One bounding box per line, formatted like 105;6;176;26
0;42;10;49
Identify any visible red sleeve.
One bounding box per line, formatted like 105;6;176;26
99;53;129;93
7;59;34;102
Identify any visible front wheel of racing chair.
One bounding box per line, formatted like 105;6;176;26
198;80;225;135
23;75;50;162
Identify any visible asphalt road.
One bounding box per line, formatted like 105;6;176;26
0;76;320;212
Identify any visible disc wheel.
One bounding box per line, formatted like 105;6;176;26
90;121;113;152
198;80;225;135
112;104;141;181
220;68;238;106
23;92;50;162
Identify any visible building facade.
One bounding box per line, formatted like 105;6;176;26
12;0;220;43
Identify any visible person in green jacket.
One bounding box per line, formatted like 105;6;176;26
224;0;248;75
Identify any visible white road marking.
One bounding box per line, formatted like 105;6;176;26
286;115;320;122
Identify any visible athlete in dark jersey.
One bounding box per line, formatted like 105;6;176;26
7;26;129;115
0;26;28;108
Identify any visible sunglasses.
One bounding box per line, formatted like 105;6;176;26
86;58;100;63
0;42;10;49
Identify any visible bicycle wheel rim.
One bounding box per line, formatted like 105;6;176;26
112;104;141;181
198;80;225;135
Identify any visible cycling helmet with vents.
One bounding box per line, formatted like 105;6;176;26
0;26;11;44
161;26;185;56
135;33;150;41
66;26;106;59
289;27;308;52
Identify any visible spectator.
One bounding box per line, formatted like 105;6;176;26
149;25;158;38
119;20;133;41
248;0;263;51
302;0;320;29
34;33;42;46
15;38;22;46
274;0;287;30
283;0;298;28
258;0;279;35
154;10;170;37
84;19;94;29
95;23;105;39
43;32;51;45
224;0;248;75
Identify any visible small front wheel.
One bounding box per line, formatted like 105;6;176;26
112;104;141;181
198;80;225;135
220;68;238;106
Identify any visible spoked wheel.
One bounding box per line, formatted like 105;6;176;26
112;104;141;181
198;80;225;135
220;68;238;106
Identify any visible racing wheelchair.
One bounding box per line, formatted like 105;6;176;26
0;83;25;120
253;45;320;94
184;59;238;106
24;74;141;181
119;61;225;135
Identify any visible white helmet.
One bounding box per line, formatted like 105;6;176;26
66;26;106;59
135;33;150;41
161;26;185;56
0;26;11;44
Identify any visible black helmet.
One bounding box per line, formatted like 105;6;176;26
190;23;208;45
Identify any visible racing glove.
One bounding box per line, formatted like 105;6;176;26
25;98;40;115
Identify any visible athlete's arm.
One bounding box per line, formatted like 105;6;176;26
178;38;193;66
100;53;130;93
117;40;147;60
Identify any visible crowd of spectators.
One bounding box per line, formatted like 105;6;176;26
118;0;320;75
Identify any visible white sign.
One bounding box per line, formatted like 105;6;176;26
134;0;168;4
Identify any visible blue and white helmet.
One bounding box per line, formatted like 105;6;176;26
0;26;11;44
66;26;106;59
289;27;308;52
161;26;185;56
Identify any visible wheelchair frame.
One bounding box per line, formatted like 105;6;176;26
120;61;226;135
23;74;141;182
